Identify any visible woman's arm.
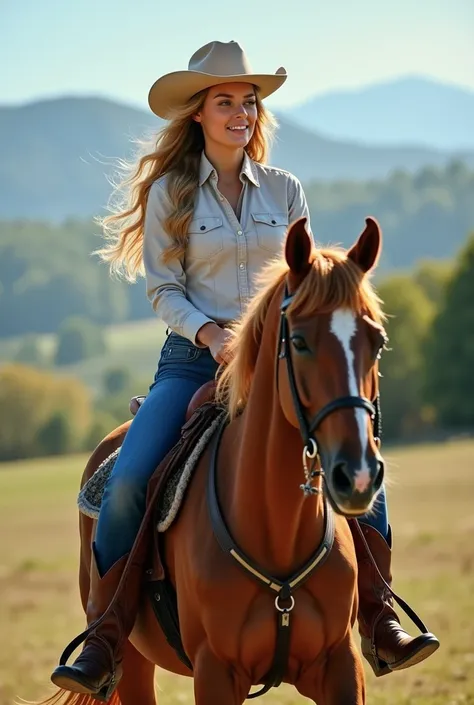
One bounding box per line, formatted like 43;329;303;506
143;180;216;346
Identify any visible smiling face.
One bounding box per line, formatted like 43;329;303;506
193;82;258;152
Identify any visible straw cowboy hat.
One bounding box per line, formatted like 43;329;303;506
148;40;287;119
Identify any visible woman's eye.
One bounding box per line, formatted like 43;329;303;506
291;335;309;353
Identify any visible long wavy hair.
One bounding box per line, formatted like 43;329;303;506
94;89;277;280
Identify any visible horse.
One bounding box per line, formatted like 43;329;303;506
37;215;387;705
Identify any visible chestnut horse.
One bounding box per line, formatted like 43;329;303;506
38;216;387;705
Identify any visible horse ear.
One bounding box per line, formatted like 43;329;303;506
285;217;312;278
347;217;382;273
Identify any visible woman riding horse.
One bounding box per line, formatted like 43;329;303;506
50;40;439;701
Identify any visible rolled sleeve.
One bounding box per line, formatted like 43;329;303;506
143;180;215;345
288;175;314;245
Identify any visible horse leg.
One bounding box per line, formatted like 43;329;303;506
117;640;156;705
297;635;366;705
193;647;250;705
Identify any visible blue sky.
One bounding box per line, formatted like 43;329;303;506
2;0;473;110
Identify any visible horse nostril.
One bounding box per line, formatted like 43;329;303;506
374;460;384;491
333;461;353;497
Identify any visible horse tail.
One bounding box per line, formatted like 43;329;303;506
19;689;122;705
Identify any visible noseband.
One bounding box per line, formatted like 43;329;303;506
277;283;379;494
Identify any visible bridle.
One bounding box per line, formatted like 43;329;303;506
276;282;380;495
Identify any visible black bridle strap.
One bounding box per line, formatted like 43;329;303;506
278;284;376;447
308;396;375;434
207;418;335;596
278;308;312;445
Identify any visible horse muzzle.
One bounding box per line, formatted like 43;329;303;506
323;452;384;516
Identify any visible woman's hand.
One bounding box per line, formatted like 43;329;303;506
197;323;235;364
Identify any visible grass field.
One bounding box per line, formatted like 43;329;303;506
1;439;473;704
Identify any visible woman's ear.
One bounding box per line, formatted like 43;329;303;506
193;113;202;123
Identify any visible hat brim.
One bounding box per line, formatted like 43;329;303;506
148;69;287;119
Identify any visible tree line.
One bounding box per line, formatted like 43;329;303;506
0;230;473;460
1;160;473;339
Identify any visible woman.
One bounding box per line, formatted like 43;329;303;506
51;40;438;698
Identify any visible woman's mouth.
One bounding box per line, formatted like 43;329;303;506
227;125;248;133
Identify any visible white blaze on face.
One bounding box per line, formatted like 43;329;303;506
329;309;371;493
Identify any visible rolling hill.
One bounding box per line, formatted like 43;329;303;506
1;95;472;220
282;76;474;150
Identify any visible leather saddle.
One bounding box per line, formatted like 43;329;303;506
129;380;217;423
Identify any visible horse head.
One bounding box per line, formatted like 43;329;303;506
276;216;387;516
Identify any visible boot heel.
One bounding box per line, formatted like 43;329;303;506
361;636;391;677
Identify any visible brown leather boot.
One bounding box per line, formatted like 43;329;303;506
50;544;143;701
349;521;439;677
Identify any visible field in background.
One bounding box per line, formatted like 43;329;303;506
0;318;167;392
1;439;474;704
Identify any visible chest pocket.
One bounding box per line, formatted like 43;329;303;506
187;216;224;260
251;213;289;253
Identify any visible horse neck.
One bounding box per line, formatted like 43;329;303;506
222;318;326;576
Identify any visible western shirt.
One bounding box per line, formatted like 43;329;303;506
143;150;312;344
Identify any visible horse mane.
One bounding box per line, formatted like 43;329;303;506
215;244;386;420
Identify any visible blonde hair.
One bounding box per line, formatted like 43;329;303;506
94;89;277;280
216;246;386;419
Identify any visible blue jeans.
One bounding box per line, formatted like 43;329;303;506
94;332;219;575
95;332;389;575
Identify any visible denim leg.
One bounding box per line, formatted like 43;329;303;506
94;338;218;574
357;484;389;540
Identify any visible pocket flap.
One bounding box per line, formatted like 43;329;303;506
251;213;288;227
188;216;223;234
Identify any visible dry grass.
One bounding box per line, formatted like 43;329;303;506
1;439;473;704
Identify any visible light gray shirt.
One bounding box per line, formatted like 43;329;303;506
143;150;312;344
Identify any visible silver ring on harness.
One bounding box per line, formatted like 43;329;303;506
275;594;295;613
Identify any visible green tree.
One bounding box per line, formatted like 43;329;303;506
36;411;74;456
413;259;453;310
103;366;132;395
54;316;107;366
14;334;45;366
424;233;474;427
377;275;435;439
0;363;92;460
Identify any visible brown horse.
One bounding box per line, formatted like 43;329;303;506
38;216;387;705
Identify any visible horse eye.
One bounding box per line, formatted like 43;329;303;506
290;334;309;353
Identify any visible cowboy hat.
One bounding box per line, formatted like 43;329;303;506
148;40;287;119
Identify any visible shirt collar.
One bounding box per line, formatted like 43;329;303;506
198;151;260;188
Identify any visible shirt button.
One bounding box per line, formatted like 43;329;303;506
239;263;245;269
237;230;243;236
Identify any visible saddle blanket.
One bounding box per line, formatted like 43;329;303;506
77;410;226;532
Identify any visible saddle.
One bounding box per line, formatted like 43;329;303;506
129;380;217;422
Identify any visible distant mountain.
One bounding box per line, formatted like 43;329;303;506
282;76;474;150
0;95;473;220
